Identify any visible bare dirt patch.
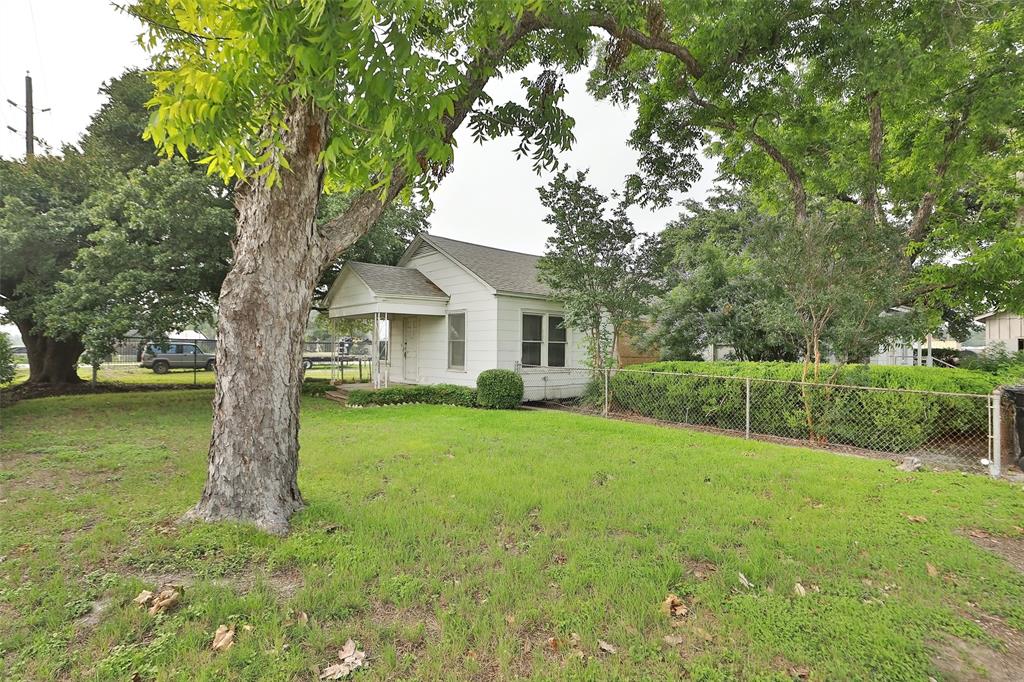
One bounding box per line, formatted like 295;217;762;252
965;529;1024;573
127;565;305;600
682;558;718;581
932;611;1024;682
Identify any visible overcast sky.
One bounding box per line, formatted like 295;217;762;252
1;0;715;340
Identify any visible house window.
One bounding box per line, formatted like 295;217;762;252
448;312;466;369
1018;338;1023;352
521;314;543;367
548;315;566;367
521;312;568;367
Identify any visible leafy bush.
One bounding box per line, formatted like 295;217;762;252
301;378;334;397
0;333;15;386
348;383;477;407
476;369;524;409
961;344;1024;380
610;361;1001;452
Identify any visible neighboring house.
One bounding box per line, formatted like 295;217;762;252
976;311;1024;352
324;234;592;400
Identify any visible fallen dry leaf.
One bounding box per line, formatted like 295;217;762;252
132;590;154;607
319;639;365;680
297;611;309;625
663;634;684;646
546;636;560;652
967;528;991;539
148;586;182;615
793;582;807;597
211;624;235;652
738;572;754;589
597;639;617;655
926;562;939;577
568;632;581;648
662;594;689;618
905;514;928;524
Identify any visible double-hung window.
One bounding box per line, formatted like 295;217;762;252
521;313;567;367
448;312;466;369
547;315;566;367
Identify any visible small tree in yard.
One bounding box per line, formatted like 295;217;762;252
0;333;16;386
537;168;663;368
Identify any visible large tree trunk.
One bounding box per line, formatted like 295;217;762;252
183;102;330;535
16;319;84;385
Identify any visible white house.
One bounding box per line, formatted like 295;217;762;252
976;311;1024;353
324;234;592;401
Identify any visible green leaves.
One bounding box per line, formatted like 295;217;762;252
537;167;664;368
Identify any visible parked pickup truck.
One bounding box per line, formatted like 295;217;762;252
140;342;216;374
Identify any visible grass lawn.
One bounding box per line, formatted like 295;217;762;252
2;392;1024;680
10;365;366;387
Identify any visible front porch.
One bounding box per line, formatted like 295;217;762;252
324;261;452;388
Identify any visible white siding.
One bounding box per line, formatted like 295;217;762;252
402;244;497;386
325;269;375;315
985;313;1024;352
496;294;592;401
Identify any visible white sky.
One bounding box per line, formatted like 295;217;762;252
1;0;714;341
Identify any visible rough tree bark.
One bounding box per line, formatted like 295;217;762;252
183;101;406;534
15;318;84;385
183;101;332;535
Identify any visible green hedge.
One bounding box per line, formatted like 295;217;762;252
301;378;334;397
476;369;524;409
347;384;477;407
610;361;999;453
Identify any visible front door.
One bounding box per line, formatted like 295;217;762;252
402;318;418;382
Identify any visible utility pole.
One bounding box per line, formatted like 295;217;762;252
24;73;34;158
6;71;49;158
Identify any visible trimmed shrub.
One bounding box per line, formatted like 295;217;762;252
610;361;998;453
348;383;477;407
301;378;334;397
476;369;524;409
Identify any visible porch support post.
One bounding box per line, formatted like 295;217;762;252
383;313;390;388
372;311;380;388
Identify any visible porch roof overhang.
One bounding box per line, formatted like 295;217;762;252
329;295;449;319
325;261;450;319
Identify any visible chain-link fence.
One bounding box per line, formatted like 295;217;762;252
518;366;999;476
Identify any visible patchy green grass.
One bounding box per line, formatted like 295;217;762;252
1;393;1023;680
10;365;367;387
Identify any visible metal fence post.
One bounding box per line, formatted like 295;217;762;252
991;389;1002;478
745;377;751;439
603;368;610;417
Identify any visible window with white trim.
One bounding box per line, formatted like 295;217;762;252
548;316;566;367
448;312;466;369
521;313;567;367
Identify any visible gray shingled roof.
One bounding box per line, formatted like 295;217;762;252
347;261;448;299
419;234;552;297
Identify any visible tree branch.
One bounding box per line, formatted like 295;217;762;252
317;14;544;259
865;91;884;225
908;109;969;243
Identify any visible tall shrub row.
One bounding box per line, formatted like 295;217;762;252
610;362;998;452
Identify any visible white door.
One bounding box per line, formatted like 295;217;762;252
402;318;418;382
